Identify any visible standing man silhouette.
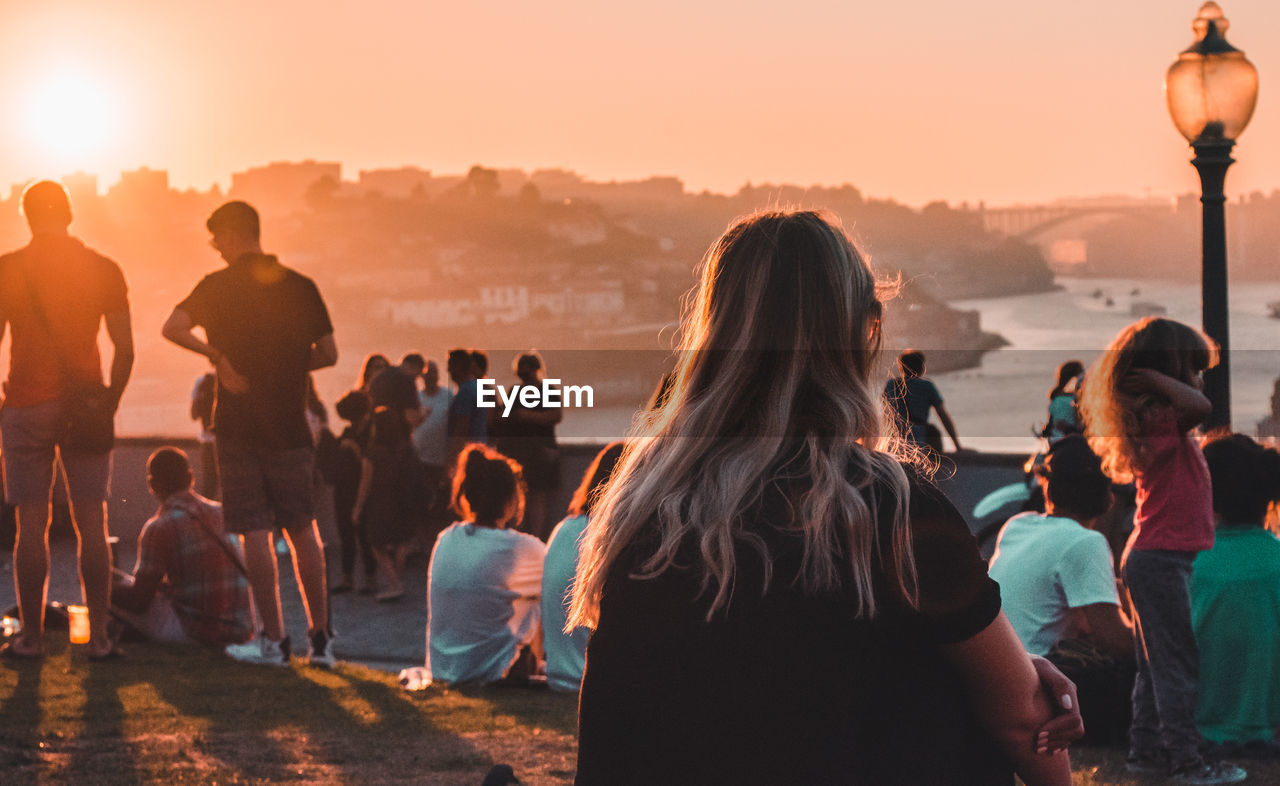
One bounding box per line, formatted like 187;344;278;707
163;201;338;667
0;180;134;660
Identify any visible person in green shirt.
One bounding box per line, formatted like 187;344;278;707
1191;432;1280;745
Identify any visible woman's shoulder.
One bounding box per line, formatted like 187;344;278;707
846;458;964;533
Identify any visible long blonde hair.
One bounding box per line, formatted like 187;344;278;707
567;210;919;628
1079;317;1218;484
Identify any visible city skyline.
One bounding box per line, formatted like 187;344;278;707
1;1;1277;208
9;159;1214;210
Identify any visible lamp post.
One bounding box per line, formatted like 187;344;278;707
1165;2;1258;430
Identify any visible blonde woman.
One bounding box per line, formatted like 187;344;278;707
568;211;1075;785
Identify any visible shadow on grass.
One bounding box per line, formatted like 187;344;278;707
0;641;584;782
76;649;141;784
144;644;491;781
0;647;44;786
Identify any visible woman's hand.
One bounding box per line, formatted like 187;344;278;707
1029;655;1085;754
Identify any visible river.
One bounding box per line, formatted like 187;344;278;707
115;276;1279;455
943;276;1280;453
553;277;1280;453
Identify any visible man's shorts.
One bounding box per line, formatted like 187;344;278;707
0;400;112;506
216;440;315;534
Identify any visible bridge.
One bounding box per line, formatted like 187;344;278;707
980;202;1176;240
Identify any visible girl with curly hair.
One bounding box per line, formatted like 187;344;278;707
1079;317;1245;783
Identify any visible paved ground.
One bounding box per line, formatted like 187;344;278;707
0;449;1029;674
0;538;431;672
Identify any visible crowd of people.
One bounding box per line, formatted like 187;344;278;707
3;183;1280;784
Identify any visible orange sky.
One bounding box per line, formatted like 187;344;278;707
1;0;1276;207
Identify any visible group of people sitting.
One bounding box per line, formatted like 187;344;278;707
108;435;618;697
982;318;1280;785
990;430;1280;756
409;441;622;691
79;207;1280;785
322;347;563;602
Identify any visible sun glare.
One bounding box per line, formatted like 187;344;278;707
22;70;119;165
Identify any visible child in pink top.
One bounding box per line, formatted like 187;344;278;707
1081;318;1245;784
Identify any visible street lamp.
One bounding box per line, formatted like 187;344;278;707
1165;1;1258;430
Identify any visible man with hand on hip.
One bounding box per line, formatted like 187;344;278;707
162;200;338;667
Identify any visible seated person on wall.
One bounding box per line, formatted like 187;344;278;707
883;349;964;454
1191;433;1280;747
111;448;254;647
542;441;625;692
424;444;546;685
988;435;1135;743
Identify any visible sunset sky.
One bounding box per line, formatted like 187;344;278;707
1;0;1276;207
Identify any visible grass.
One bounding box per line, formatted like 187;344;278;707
3;640;1277;784
0;638;577;784
1069;746;1280;785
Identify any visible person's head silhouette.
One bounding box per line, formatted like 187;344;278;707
206;200;262;264
20;180;72;235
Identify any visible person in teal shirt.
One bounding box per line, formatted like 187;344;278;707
1191;433;1280;744
541;442;624;692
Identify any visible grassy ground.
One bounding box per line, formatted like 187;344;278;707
1070;746;1280;785
3;640;1277;784
0;639;577;784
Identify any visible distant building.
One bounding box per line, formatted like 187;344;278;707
380;282;625;329
108;167;170;203
547;218;608;246
357;167;433;199
230;159;341;217
494;168;529;194
61;171;100;205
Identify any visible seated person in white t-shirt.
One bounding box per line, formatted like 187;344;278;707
989;435;1133;659
422;444;546;685
542;442;624;692
988;435;1135;744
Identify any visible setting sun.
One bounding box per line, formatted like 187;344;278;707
21;69;119;165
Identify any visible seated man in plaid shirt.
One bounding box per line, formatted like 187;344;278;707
112;448;253;647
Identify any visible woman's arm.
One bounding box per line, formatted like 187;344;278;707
1028;656;1085;754
1078;602;1135;660
941;612;1072;786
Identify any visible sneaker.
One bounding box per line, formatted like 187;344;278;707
1125;753;1167;774
1172;760;1248;785
308;629;336;669
225;632;291;666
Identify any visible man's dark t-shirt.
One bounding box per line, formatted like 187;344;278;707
576;467;1012;786
177;254;332;450
884;377;943;427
